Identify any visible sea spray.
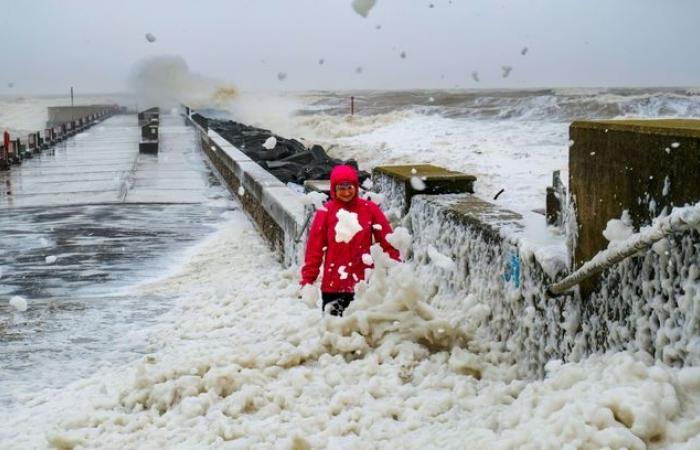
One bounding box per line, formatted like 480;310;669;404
128;55;237;110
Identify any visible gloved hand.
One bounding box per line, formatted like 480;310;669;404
300;284;319;308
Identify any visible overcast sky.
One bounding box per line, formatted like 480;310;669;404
1;0;699;95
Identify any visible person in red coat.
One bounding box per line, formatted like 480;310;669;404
300;164;400;316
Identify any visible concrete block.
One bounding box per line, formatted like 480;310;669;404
569;119;700;277
303;180;330;194
262;186;306;234
138;107;160;127
139;141;158;154
444;194;523;236
373;164;476;213
241;163;286;201
142;124;158;141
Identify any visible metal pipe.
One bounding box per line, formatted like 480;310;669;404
294;210;314;243
548;205;700;296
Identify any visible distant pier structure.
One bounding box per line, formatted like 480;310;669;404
1;105;117;171
46;105;117;128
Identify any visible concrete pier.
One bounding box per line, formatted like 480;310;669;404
373;164;476;215
0;114;211;208
47;105;116;128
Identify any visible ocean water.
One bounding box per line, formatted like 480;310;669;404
1;90;700;448
286;87;700;217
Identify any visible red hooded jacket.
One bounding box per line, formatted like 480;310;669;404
300;165;400;293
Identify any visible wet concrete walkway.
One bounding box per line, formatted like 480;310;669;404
0;112;232;405
0;111;227;298
0;113;211;208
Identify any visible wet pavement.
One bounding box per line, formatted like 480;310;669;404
0;112;236;405
0;113;211;207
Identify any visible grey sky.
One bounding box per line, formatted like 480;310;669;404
1;0;699;94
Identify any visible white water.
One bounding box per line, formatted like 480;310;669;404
2;206;699;449
1;91;700;448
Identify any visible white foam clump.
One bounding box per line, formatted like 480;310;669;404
262;136;277;150
352;0;376;18
4;211;700;449
338;265;349;280
410;176;426;191
326;243;469;357
361;253;373;265
302;191;328;210
45;255;57;264
386;226;412;258
427;245;456;270
237;186;245;197
533;244;569;279
300;284;319;308
366;192;385;205
372;224;382;231
9;295;28;312
603;210;634;248
662;176;671;196
334;209;362;243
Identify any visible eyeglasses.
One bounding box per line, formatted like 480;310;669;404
335;183;355;191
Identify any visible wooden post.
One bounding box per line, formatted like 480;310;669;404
351;96;355;115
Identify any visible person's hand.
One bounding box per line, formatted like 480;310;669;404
300;284;319;308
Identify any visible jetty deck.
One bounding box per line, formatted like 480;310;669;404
0;114;210;208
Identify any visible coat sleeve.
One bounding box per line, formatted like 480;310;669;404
300;209;328;286
369;203;401;261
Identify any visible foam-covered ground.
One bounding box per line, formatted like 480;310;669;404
2;208;699;449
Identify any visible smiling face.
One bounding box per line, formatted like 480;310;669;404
335;182;357;202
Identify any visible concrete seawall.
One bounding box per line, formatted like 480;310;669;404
184;110;306;267
185;107;700;377
47;105;117;128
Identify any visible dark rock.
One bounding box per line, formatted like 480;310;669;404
191;113;209;130
207;117;368;185
278;149;314;165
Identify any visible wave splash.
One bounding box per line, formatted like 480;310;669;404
297;88;700;123
128;55;238;110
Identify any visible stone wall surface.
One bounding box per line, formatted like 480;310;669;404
569;119;700;272
380;167;699;377
187;114;306;266
189;111;700;377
